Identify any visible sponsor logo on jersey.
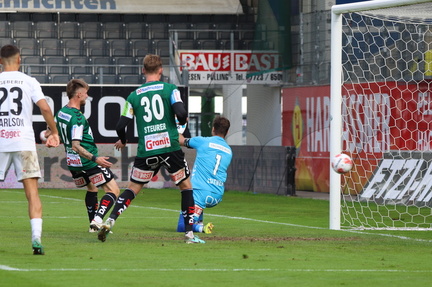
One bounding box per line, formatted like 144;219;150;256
145;132;171;151
57;111;72;122
0;130;21;138
136;84;164;95
66;155;83;167
209;142;231;154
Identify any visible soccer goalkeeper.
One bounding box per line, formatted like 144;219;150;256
176;116;232;234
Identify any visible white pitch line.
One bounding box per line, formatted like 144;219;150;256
0;265;431;273
3;190;432;242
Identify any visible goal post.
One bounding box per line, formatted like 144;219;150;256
330;0;432;230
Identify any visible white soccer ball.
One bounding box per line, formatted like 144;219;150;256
331;153;353;174
40;130;48;142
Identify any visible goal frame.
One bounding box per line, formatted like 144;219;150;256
329;0;432;230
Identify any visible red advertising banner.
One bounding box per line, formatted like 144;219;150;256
282;81;432;193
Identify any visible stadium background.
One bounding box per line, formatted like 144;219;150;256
0;0;367;194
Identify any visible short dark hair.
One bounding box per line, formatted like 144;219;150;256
213;116;230;137
0;45;20;59
66;79;89;99
143;54;162;74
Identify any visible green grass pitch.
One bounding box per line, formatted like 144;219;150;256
1;188;431;286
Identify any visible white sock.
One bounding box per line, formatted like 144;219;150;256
30;218;43;242
93;216;103;223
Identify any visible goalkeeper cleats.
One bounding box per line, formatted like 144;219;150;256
185;232;205;244
98;218;115;242
203;222;214;234
32;239;44;255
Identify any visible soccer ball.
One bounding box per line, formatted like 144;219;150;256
331;153;353;174
40;130;48;142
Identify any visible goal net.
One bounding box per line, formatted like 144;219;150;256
330;0;432;230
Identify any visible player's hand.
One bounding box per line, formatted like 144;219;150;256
95;156;112;168
45;133;60;148
114;139;127;150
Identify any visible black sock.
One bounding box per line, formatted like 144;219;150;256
85;191;98;223
109;189;136;221
181;189;194;233
95;192;117;220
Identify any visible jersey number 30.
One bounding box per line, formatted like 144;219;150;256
141;94;164;122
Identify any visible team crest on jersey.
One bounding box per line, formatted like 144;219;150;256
145;132;171;151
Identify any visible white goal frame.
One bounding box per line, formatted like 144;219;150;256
330;0;432;230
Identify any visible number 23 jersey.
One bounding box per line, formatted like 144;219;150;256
0;71;46;152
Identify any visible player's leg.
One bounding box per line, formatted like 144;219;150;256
98;157;150;242
71;170;99;230
176;204;206;233
18;151;44;255
85;167;118;231
167;150;204;243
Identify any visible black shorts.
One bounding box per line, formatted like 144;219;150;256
71;166;115;188
130;149;190;185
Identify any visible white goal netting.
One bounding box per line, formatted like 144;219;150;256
338;1;432;230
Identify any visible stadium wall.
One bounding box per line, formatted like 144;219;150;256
0;144;289;195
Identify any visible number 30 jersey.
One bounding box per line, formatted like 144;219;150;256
0;71;46;152
121;81;184;157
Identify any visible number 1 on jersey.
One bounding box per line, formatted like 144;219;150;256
213;154;222;175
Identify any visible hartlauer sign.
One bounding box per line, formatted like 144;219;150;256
177;50;283;85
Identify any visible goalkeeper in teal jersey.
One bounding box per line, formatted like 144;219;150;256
55;79;120;233
177;116;232;234
98;54;203;244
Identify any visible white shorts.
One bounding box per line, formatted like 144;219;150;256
0;151;41;182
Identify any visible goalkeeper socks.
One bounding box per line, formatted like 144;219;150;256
85;191;99;223
177;212;204;233
109;188;136;220
94;192;117;222
181;189;194;233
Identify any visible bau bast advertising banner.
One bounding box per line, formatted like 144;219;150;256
282;81;432;193
176;50;283;85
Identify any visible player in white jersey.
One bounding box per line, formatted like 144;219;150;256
177;116;232;234
0;45;60;255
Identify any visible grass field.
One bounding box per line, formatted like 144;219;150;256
1;188;431;287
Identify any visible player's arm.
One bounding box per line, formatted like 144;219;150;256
71;140;112;168
116;116;132;145
36;98;60;147
170;88;188;125
179;133;194;149
115;101;134;150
